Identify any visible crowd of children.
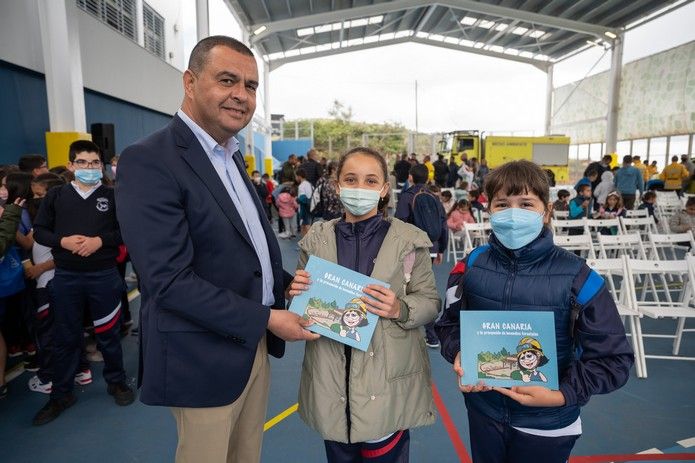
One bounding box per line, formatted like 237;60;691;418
0;143;134;425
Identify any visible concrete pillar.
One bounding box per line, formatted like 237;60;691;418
263;63;272;174
605;34;624;154
196;0;209;41
38;0;86;133
544;64;554;135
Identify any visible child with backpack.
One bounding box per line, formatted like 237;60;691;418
394;164;447;348
435;160;633;463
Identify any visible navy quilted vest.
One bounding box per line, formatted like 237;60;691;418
461;227;584;429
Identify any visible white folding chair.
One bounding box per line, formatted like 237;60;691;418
553;210;569;220
553;234;596;258
552;218;587;236
585;256;646;378
656;191;683;222
625;257;695;375
624;209;648;218
647;232;695;261
475;210;490;223
586;218;622;243
463;222;492;250
619;216;659;243
597;233;648;259
446;230;467;263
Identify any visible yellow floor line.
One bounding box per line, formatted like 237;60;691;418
127;288;140;302
264;403;298;432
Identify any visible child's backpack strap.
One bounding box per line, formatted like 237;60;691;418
569;268;605;340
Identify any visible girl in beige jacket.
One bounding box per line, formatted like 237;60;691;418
288;147;440;462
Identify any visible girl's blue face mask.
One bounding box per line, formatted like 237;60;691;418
490;207;544;250
339;186;384;217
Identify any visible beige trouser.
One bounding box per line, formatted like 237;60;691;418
171;337;270;463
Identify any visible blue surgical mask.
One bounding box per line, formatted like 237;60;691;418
339;187;382;216
75;169;103;185
490;208;544;250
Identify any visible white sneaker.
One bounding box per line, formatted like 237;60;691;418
278;232;290;239
28;375;52;394
74;369;93;385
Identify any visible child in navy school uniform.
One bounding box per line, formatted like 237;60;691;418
31;140;134;426
435;160;634;463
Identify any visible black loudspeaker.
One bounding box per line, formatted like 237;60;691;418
91;123;115;163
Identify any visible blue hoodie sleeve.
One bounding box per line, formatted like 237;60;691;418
434;260;468;363
558;265;634;407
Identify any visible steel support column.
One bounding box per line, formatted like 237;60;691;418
545;64;554;135
196;0;210;41
605;34;623;154
37;0;86;132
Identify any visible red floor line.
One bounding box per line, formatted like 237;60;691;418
431;382;473;463
570;453;695;462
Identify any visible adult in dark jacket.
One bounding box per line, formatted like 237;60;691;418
302;149;323;186
433;155;449;187
394;164;447;348
447;158;460;187
393;154;411;185
115;36;317;463
280;154;298;183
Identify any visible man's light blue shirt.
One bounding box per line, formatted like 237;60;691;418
177;109;275;306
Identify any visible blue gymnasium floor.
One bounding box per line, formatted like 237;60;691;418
1;236;695;463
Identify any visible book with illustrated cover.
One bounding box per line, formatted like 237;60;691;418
459;310;559;389
289;256;389;352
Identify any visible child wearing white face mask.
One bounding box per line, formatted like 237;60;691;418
434;160;634;463
287;147;440;463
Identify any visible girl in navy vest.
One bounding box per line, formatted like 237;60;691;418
435;160;634;463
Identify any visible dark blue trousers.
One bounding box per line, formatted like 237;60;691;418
49;267;126;399
467;406;579;463
324;430;410;463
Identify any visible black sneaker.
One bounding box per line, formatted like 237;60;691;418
107;382;135;406
0;383;7;399
24;357;40;372
32;394;77;426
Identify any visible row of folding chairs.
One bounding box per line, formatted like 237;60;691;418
553;209;649;220
551;216;673;239
552;231;695;261
585;255;695;378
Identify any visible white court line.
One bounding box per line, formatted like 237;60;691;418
637;448;664;454
677;436;695;448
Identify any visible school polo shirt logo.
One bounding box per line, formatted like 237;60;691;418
96;197;110;212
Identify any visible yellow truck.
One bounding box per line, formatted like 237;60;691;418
438;130;571;183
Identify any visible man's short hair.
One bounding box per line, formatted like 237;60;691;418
602;154;613;163
18;154;46;173
484;160;550;206
622;155;632;164
295;167;307;179
632;155;640;161
558;189;570;199
188;35;254;74
68;140;101;162
409;164;428;184
672;155;679;162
